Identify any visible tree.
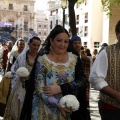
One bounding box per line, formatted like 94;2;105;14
68;0;78;36
67;0;120;36
67;0;85;36
101;0;120;15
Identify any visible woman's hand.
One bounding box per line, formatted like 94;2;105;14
56;103;71;118
19;77;26;83
44;85;62;96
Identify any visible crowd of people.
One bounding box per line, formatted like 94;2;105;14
0;20;119;120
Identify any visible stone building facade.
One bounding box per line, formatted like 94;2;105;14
34;10;49;44
0;0;35;41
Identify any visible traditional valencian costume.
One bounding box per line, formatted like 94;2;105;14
20;53;86;120
4;37;40;120
20;25;86;120
0;39;25;117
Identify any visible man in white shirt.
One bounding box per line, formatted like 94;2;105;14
89;20;120;120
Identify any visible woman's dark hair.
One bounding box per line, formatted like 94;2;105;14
101;43;108;47
29;36;41;44
40;25;69;55
115;20;120;35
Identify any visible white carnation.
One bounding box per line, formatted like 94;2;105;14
16;67;30;77
59;95;80;112
4;71;12;78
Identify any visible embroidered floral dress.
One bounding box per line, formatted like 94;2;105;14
32;52;77;120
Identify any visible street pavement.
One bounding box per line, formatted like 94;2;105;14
0;72;101;120
89;87;101;120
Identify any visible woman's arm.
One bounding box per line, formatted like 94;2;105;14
34;60;59;107
44;57;86;96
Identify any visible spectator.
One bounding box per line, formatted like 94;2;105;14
2;43;8;74
68;35;91;120
92;49;98;63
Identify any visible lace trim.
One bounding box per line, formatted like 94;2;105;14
43;52;76;67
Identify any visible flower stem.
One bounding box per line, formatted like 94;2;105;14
66;113;71;120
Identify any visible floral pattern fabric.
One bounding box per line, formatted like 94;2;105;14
32;52;77;120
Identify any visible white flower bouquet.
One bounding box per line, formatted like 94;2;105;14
4;71;12;78
59;95;80;120
16;67;30;77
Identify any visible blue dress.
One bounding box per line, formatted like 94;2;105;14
32;52;77;120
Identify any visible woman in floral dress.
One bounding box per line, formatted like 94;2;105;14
20;25;86;120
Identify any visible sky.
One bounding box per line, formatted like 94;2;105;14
35;0;48;11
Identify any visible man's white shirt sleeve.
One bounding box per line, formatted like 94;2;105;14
89;49;108;90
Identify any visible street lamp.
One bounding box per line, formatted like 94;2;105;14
61;0;67;28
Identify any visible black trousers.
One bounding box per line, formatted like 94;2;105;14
0;102;6;117
98;100;120;120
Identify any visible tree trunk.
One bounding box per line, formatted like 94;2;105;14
68;0;77;36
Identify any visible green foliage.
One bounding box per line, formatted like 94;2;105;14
101;0;120;15
77;0;85;4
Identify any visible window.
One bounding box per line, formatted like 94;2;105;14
76;3;79;8
44;32;46;35
84;26;88;32
50;21;52;29
84;26;88;37
24;5;28;11
85;13;88;23
56;20;58;25
85;20;88;23
84;33;88;36
85;13;88;18
24;22;28;31
85;0;88;5
76;15;79;20
56;9;58;14
9;4;13;10
39;32;41;35
94;42;100;48
39;25;41;28
50;11;52;16
76;21;79;25
44;25;46;28
76;27;79;34
83;42;87;48
76;15;79;24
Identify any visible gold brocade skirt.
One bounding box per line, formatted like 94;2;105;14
32;98;65;120
4;89;24;120
0;76;10;104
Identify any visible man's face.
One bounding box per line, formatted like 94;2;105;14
8;42;13;47
72;41;81;53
